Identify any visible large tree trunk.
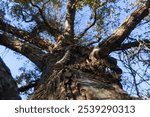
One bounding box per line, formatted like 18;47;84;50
0;1;149;100
29;46;136;100
29;5;150;100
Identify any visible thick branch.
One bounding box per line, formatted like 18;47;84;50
65;0;76;38
18;80;38;92
97;5;150;58
0;58;21;99
0;19;54;52
0;35;45;69
115;39;150;51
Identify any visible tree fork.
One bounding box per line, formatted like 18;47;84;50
96;4;150;58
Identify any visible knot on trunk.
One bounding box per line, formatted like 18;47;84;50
89;47;122;75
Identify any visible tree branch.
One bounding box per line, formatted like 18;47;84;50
0;34;45;69
29;0;62;37
64;0;76;38
114;39;150;51
97;4;150;58
0;58;21;99
18;80;38;92
0;19;54;52
78;10;97;39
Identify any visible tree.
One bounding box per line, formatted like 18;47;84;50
0;0;150;99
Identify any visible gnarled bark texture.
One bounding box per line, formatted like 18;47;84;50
29;46;136;100
0;1;150;100
29;4;149;100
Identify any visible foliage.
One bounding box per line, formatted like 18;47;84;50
0;0;150;99
15;66;41;97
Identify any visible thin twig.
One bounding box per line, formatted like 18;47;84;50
77;10;97;39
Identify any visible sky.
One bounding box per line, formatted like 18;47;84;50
0;46;33;78
0;46;34;99
0;0;150;98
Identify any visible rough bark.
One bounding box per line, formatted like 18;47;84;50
0;19;54;52
97;5;150;58
29;4;149;100
0;34;45;69
29;61;134;100
65;0;76;38
0;1;149;100
0;58;20;99
29;45;137;100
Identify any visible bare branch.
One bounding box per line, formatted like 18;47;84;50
20;9;33;23
29;0;48;26
18;80;38;92
64;0;76;38
0;34;45;69
87;36;101;46
29;0;62;37
115;39;150;51
97;5;150;58
130;66;141;97
78;10;97;39
0;19;54;52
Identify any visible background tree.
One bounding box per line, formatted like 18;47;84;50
0;0;150;99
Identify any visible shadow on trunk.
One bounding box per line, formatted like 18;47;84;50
29;46;138;100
